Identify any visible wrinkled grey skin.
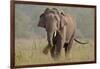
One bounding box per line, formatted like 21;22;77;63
38;8;86;59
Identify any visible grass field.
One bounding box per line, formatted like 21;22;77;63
15;38;95;66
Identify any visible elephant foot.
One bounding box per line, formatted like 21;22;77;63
65;53;73;62
43;45;51;55
50;46;61;60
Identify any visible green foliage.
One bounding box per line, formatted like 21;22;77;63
15;10;33;38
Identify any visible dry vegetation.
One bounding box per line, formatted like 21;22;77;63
15;38;95;66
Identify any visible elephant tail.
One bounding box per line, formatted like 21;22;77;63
74;38;88;44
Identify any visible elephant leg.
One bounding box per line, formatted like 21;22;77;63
50;45;57;59
64;43;68;54
64;38;73;56
64;32;74;56
51;42;62;60
50;32;63;60
55;40;62;58
64;39;73;61
50;31;58;59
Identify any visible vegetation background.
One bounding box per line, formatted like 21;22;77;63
15;4;95;66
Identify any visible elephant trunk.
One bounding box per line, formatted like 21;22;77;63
42;30;56;55
47;31;53;47
47;31;56;47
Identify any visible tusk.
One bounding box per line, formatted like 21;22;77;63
54;31;56;37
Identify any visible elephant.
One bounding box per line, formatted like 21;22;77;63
38;8;88;59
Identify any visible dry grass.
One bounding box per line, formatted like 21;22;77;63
15;38;95;66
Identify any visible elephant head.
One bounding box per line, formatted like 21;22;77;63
38;8;64;47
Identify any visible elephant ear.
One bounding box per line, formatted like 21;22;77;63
60;14;67;29
38;13;46;28
38;8;51;28
44;8;50;13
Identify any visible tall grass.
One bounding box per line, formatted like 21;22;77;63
15;38;94;66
